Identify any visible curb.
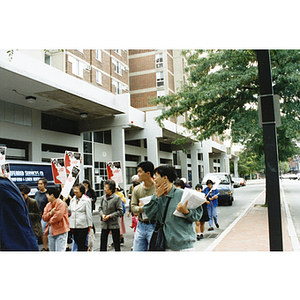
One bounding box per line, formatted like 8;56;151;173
281;188;300;251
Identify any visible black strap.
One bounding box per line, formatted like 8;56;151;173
161;197;171;226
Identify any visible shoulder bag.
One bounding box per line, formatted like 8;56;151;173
149;197;171;251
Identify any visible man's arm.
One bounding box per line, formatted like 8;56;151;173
130;187;144;214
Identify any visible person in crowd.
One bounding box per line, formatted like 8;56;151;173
98;180;123;251
203;179;219;231
194;183;209;240
131;161;156;251
174;178;185;189
0;174;38;251
181;177;191;189
83;179;97;212
127;175;139;217
42;187;70;251
19;185;42;243
68;183;93;251
111;182;126;246
142;165;203;251
35;178;49;251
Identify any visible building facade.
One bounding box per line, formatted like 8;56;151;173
0;49;238;197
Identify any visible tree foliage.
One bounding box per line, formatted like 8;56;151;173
153;50;300;161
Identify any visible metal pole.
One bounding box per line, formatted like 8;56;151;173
256;50;283;251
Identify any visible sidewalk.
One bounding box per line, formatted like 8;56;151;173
210;190;294;251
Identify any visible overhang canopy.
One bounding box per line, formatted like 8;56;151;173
0;50;125;121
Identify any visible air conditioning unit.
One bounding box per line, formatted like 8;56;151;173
85;65;91;71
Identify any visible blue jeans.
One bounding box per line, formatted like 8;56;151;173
133;221;156;251
41;218;47;234
48;227;68;251
207;204;218;228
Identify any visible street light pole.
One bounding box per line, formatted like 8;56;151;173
256;50;283;251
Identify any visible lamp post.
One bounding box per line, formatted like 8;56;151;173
256;50;283;251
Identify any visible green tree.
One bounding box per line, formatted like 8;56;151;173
153;50;300;161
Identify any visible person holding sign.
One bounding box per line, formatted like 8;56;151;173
142;165;203;251
42;187;70;251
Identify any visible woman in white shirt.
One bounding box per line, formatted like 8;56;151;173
68;183;93;251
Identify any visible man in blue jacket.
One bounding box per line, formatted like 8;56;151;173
0;174;38;251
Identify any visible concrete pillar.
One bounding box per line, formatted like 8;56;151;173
233;157;239;177
203;150;210;175
147;136;159;167
219;154;224;172
179;151;188;179
111;126;126;189
191;145;198;187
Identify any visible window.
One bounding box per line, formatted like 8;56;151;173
159;143;172;152
96;71;102;84
160;158;172;165
157;90;165;98
125;154;141;163
156;72;164;87
113;59;122;75
42;144;78;154
198;153;203;161
68;56;84;77
94;161;108;197
114;49;121;55
126;167;137;184
0;138;29;161
112;80;122;94
155;53;163;68
45;53;51;65
125;139;141;147
83;132;92;141
96;49;102;61
42;113;80;135
93;130;111;145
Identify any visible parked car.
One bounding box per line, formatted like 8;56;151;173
232;177;240;188
201;172;234;206
239;177;246;186
289;173;297;180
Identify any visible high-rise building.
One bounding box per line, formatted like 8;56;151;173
128;49;185;111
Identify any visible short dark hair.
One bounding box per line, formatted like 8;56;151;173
154;165;177;183
46;187;60;198
19;185;31;195
137;161;154;177
82;179;91;189
104;180;116;193
174;179;185;189
206;179;214;185
38;177;47;186
132;181;140;188
195;183;203;190
73;183;86;194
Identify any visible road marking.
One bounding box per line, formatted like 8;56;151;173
281;188;300;251
205;189;265;251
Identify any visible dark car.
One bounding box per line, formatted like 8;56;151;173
201;172;234;206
